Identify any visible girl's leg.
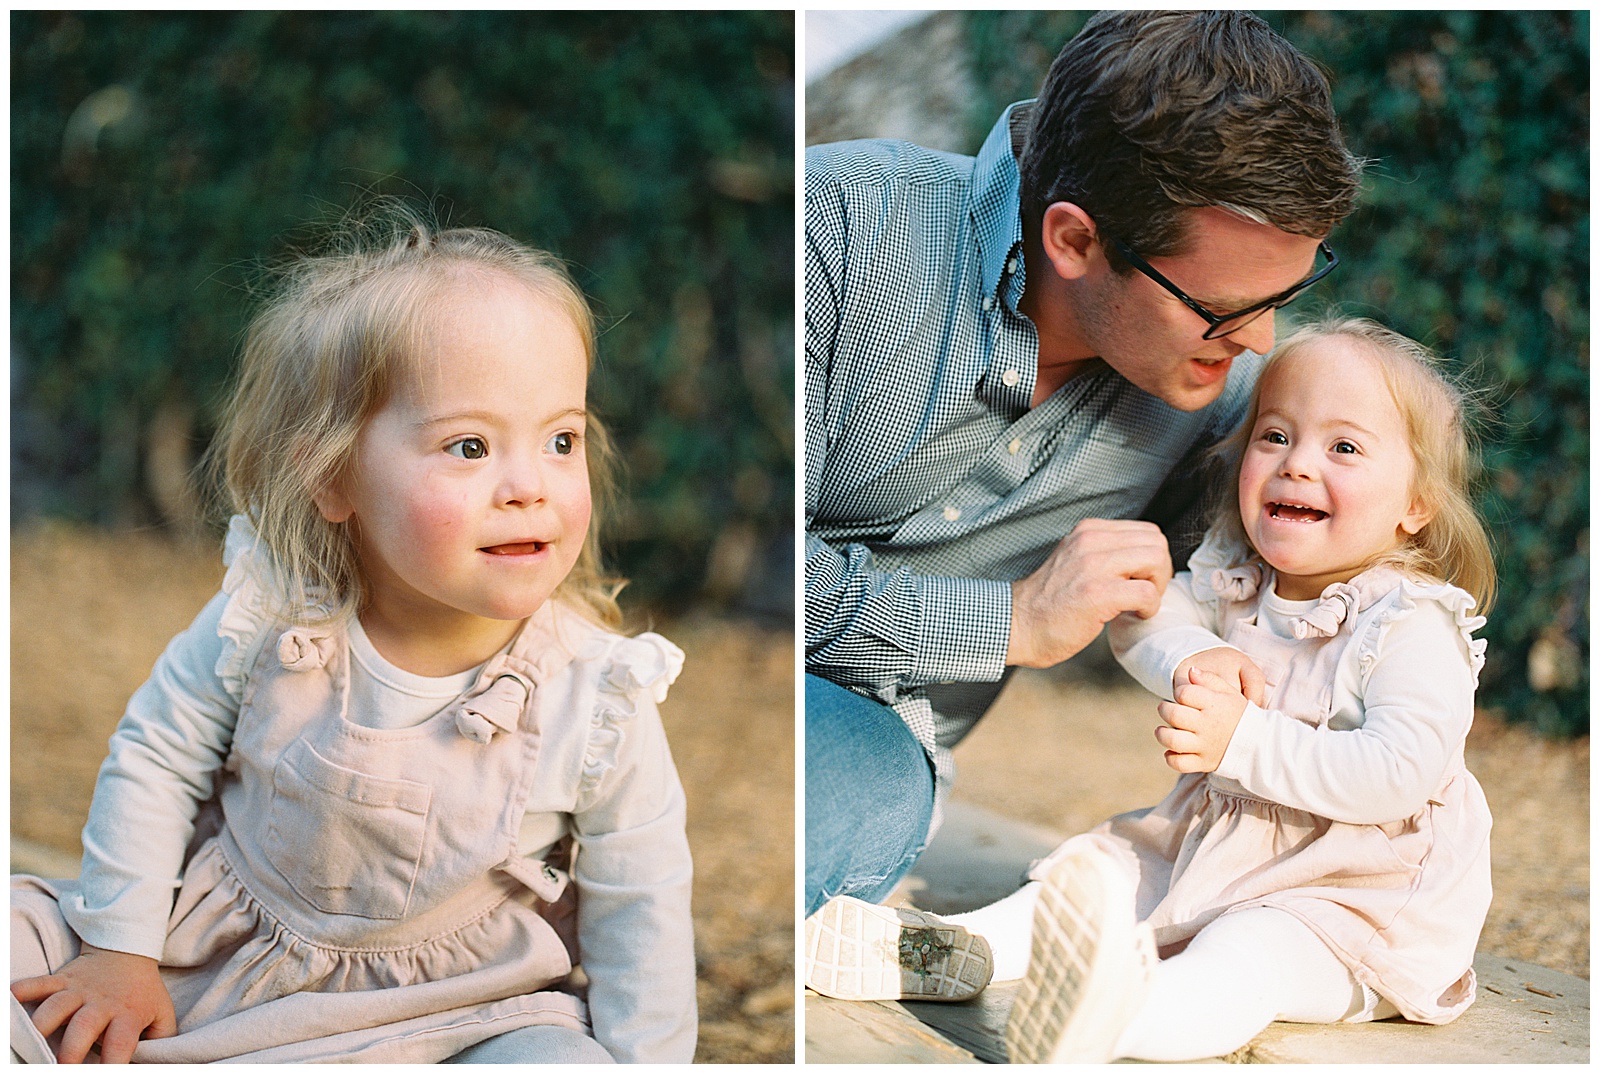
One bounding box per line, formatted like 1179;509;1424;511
442;1024;615;1064
947;832;1139;982
1004;840;1158;1064
1112;906;1373;1062
11;878;85;1063
943;881;1041;981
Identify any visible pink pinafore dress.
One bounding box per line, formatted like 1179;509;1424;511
16;595;611;1063
1039;560;1493;1025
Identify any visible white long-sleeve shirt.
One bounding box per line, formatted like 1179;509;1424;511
1111;566;1484;826
62;576;697;1063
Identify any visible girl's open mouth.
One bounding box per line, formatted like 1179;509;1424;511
481;541;547;555
1268;502;1328;523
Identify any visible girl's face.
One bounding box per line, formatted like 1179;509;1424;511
1237;337;1431;600
317;273;592;656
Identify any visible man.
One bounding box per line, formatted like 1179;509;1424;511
804;11;1361;996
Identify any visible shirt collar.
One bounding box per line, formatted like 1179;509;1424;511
972;100;1033;310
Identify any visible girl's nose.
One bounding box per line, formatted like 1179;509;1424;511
498;456;546;506
1279;442;1316;480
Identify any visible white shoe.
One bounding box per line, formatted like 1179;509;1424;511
804;895;994;1002
1004;844;1156;1063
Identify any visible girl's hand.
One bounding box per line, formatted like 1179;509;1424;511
1173;646;1267;706
10;944;177;1063
1155;666;1249;773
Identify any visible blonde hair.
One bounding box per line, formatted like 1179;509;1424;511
1212;316;1497;612
211;207;624;629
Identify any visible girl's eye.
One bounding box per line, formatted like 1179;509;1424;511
1332;441;1357;455
446;438;488;460
547;432;575;456
1262;430;1288;446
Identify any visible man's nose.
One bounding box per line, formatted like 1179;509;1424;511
1224;308;1277;356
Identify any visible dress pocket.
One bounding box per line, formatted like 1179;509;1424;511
263;738;433;919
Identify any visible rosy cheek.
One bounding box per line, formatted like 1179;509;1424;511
566;479;593;533
403;481;474;543
1237;463;1260;506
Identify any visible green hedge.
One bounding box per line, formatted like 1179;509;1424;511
11;11;795;614
965;11;1589;735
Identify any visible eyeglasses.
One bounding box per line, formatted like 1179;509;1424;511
1108;237;1339;341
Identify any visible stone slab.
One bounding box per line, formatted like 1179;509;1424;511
804;995;981;1064
1248;955;1588;1064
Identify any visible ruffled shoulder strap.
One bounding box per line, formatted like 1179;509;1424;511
1187;527;1266;605
579;626;686;795
1351;572;1488;687
213;515;306;699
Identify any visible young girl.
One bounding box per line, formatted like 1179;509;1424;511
1000;316;1496;1062
10;218;697;1063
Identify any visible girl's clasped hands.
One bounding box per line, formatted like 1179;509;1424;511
1157;665;1251;774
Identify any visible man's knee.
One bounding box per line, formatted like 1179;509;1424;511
804;675;932;812
804;675;935;911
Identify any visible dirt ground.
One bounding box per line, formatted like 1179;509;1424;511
951;657;1590;980
9;522;795;1064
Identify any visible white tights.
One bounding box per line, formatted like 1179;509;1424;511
946;882;1392;1062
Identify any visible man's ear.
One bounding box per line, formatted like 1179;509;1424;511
1038;201;1103;282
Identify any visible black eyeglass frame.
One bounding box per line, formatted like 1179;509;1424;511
1108;237;1339;341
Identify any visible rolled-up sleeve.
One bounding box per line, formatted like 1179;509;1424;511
804;534;1009;703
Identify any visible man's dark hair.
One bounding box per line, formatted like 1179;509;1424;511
1019;10;1363;261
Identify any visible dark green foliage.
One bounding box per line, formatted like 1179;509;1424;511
965;11;1589;735
11;11;794;613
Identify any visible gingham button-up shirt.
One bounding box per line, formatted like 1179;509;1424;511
805;102;1262;804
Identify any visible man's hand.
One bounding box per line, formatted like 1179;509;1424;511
1007;518;1172;668
1174;646;1266;706
11;945;177;1063
1155;666;1249;773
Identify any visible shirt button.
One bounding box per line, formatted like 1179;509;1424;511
1008;438;1022;455
982;295;994;311
1001;368;1021;387
1005;257;1019;275
943;505;961;522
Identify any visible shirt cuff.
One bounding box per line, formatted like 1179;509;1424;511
1215;700;1270;784
1162;634;1247;697
60;899;170;962
911;575;1011;686
1121;627;1240;700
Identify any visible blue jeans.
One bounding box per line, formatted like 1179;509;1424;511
804;674;935;916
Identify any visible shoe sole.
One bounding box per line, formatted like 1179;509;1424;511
1004;847;1155;1063
804;897;994;1002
